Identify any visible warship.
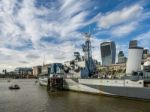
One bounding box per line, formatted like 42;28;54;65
39;33;150;100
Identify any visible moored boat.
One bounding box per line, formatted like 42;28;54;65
9;84;20;90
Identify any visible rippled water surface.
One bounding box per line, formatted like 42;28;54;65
0;79;150;112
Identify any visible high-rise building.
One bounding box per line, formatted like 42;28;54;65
118;51;124;57
129;40;137;48
118;51;127;64
100;41;116;66
142;49;149;59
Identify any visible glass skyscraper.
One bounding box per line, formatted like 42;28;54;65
118;51;127;64
100;41;116;66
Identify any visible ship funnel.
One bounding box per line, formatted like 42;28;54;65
126;45;143;75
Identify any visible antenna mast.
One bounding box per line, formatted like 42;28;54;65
82;33;95;76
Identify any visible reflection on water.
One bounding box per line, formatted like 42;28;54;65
0;79;150;112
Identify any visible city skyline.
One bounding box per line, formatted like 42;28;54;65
0;0;150;72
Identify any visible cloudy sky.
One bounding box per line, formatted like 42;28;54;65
0;0;150;72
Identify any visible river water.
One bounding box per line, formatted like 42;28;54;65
0;79;150;112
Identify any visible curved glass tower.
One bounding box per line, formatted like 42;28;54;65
100;41;116;66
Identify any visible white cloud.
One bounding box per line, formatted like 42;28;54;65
98;4;143;28
111;22;137;37
135;30;150;48
1;0;146;72
0;0;97;72
91;38;103;62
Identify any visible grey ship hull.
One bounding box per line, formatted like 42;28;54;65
63;78;150;100
39;77;150;100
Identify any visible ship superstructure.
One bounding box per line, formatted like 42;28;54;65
81;33;95;77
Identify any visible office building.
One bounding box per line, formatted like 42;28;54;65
142;49;149;60
100;41;116;66
118;51;127;64
129;40;137;48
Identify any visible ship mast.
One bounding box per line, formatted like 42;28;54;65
82;33;95;76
